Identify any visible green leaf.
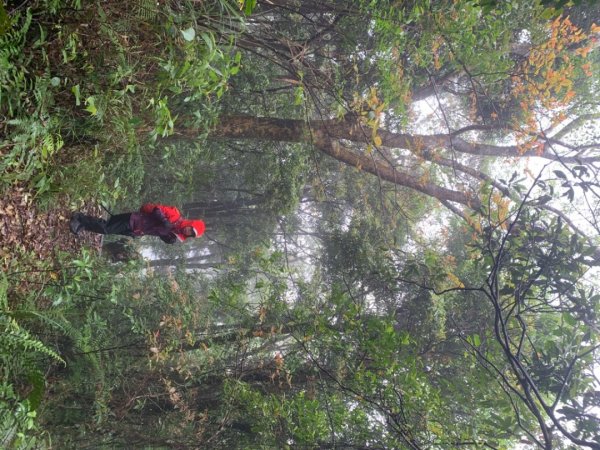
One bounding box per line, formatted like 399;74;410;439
181;27;196;42
242;0;257;15
71;84;81;106
467;334;481;347
294;86;304;105
541;7;558;19
562;312;576;327
85;96;97;115
201;32;214;50
26;371;45;411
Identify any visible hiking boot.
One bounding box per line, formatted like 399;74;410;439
69;213;84;235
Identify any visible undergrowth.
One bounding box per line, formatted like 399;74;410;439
0;0;243;205
0;0;246;446
2;248;158;448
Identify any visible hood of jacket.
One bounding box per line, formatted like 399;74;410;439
173;219;205;242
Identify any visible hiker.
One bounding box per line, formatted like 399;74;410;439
70;203;205;244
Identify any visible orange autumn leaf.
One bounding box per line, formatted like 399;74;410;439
564;90;576;102
274;352;284;368
575;45;593;58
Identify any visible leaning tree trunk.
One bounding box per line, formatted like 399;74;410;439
180;115;481;209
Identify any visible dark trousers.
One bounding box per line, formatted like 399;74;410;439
79;213;133;236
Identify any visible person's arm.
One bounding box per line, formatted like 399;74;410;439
151;207;173;229
141;203;181;224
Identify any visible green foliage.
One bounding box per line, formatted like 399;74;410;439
1;0;243;205
1;116;64;195
0;248;153;446
0;314;64;367
230;382;331;447
238;0;257;15
0;382;42;450
0;9;33;117
364;0;542;119
0;271;64;449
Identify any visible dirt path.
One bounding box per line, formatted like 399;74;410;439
1;186;103;273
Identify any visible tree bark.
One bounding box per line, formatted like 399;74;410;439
182;116;481;209
176;114;599;218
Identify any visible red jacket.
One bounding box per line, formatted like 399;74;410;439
138;204;205;244
140;203;182;223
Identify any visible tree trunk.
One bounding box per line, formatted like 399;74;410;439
179;116;481;209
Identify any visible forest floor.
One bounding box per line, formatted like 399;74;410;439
0;185;103;273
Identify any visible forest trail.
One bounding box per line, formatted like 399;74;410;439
1;185;103;273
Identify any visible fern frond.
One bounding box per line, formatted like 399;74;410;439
135;0;159;22
26;370;45;411
0;315;65;365
0;381;43;449
0;411;18;449
2;309;74;338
